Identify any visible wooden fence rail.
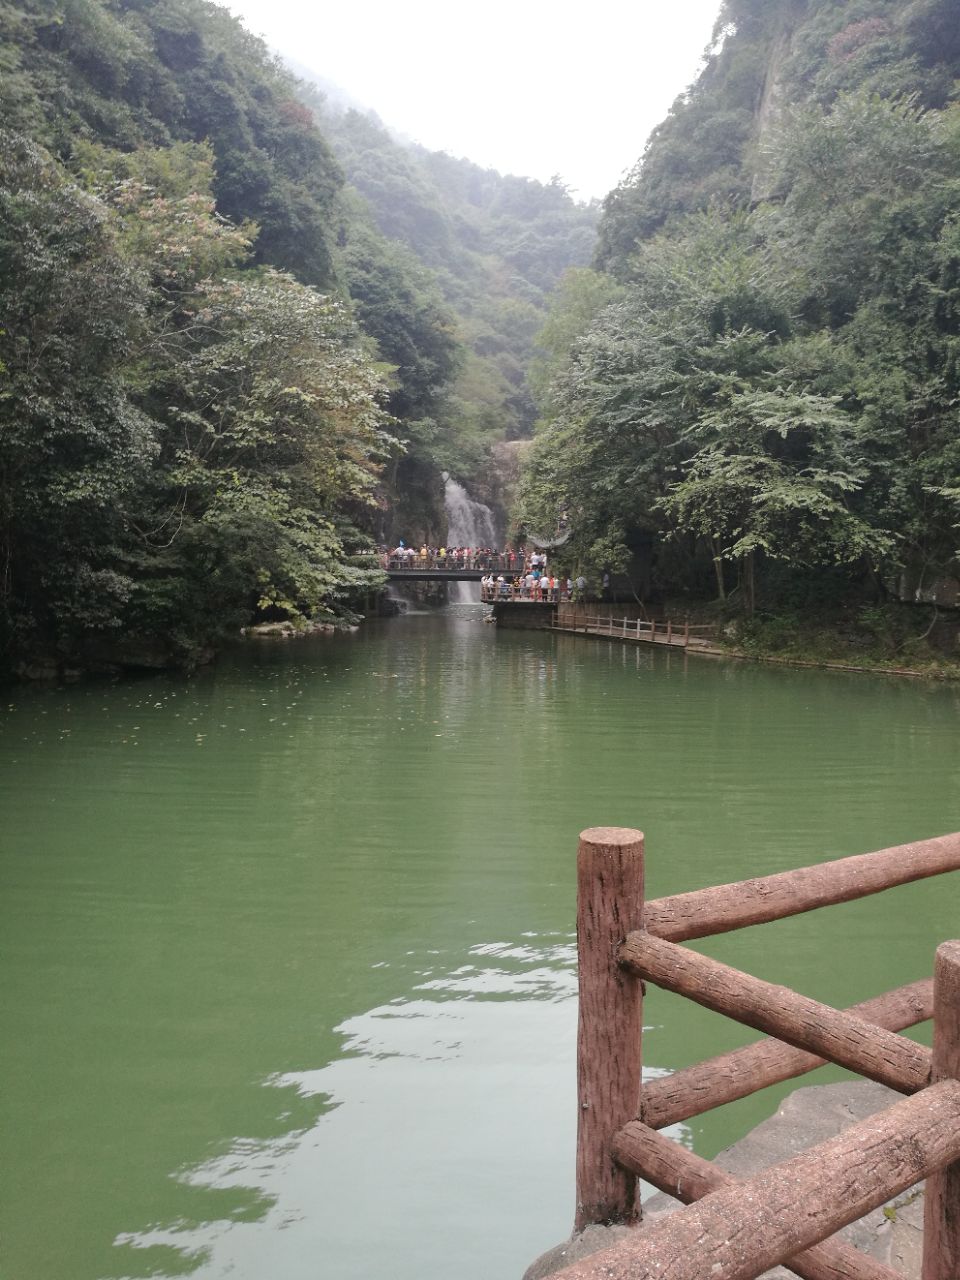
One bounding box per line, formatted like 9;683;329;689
551;612;718;649
556;826;960;1280
643;833;960;941
639;977;934;1129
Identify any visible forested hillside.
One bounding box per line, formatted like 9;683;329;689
0;0;393;676
519;0;960;652
303;91;599;525
0;0;596;678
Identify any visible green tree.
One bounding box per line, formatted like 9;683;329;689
0;131;155;666
662;380;892;608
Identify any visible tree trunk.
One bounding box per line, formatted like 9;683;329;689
710;538;726;600
744;550;755;615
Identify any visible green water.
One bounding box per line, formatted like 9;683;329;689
2;602;959;1280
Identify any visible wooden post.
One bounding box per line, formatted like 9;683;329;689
683;619;689;648
666;620;672;645
576;827;645;1231
923;939;960;1280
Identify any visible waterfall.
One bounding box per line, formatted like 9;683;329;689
443;473;498;603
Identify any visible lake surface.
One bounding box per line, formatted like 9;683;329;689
2;601;959;1280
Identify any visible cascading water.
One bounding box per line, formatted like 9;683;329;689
442;473;498;603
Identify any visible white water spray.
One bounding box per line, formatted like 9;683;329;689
442;473;498;603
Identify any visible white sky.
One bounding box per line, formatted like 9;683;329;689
226;0;724;201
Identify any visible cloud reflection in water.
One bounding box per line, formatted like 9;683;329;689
112;937;596;1279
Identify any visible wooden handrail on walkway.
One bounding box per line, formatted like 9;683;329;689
480;598;720;649
560;827;960;1280
553;611;717;649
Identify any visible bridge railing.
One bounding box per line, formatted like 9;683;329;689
557;826;960;1280
480;584;570;603
387;554;524;573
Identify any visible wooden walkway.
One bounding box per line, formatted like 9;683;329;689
548;610;721;654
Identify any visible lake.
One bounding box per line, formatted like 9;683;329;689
2;600;959;1280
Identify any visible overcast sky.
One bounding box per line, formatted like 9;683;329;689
226;0;724;201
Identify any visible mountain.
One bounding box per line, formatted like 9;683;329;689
517;0;960;647
298;79;600;530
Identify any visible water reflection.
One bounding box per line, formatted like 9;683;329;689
113;931;688;1280
113;938;585;1280
3;606;958;1280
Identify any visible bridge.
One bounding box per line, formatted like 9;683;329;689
385;554;527;581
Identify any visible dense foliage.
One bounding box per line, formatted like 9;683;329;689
0;0;600;676
0;0;400;675
519;0;960;621
0;131;393;672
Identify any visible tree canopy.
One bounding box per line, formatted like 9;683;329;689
520;0;960;615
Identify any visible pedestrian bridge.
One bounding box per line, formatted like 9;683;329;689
385;555;525;582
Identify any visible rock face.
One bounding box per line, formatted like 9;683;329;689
523;1081;925;1280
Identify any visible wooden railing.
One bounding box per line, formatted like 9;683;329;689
558;826;960;1280
556;611;717;648
481;585;570;603
480;597;718;647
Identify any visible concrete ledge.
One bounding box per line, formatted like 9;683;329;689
492;602;558;629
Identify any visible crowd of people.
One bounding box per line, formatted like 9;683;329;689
479;568;576;601
383;541;593;602
385;544;529;571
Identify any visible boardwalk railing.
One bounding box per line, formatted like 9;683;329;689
552;610;717;648
559;826;960;1280
480;596;718;648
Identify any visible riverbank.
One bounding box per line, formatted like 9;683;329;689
533;598;960;681
714;601;960;681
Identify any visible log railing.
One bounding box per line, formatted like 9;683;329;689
559;826;960;1280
